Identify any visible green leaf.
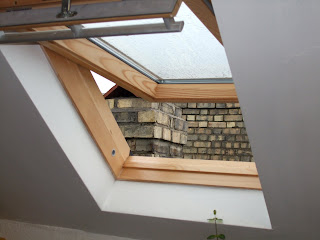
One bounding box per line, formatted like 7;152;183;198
218;234;226;239
213;210;217;215
207;235;216;239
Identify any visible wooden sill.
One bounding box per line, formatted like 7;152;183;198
120;156;261;190
124;156;258;176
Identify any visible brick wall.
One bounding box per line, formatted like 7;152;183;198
175;102;254;162
106;98;188;158
106;97;254;162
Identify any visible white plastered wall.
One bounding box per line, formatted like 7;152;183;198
0;45;271;229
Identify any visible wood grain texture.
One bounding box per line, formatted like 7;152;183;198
37;27;157;101
43;47;129;177
171;0;182;17
155;83;238;102
124;156;258;176
183;0;223;45
119;168;262;190
39;32;237;103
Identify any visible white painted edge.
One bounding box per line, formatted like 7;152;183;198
104;181;271;229
0;44;271;229
0;45;115;209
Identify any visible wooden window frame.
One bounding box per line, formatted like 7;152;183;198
25;0;233;103
36;26;237;103
184;0;223;45
44;48;261;190
37;0;256;190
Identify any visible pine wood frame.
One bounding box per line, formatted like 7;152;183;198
24;0;233;103
184;0;223;45
36;27;237;103
43;48;260;190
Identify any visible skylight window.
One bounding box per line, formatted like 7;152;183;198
21;0;259;191
44;35;260;190
83;3;232;81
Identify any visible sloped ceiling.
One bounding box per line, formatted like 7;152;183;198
1;0;320;239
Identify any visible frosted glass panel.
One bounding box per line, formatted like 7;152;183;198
84;3;232;80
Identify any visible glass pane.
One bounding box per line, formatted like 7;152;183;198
84;3;232;80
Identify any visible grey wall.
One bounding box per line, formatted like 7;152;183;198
0;219;135;240
214;0;320;239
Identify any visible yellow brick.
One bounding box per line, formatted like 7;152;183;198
138;110;156;122
163;128;171;141
172;131;181;143
117;99;132;108
106;99;114;109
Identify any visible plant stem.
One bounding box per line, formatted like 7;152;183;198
215;219;218;240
